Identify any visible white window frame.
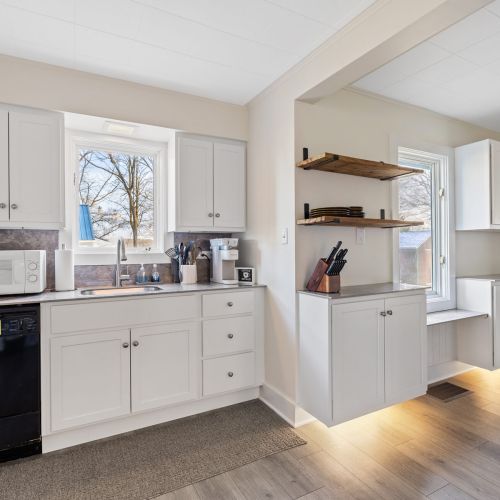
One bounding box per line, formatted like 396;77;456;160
65;130;168;265
391;138;455;312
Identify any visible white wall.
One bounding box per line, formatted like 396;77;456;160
295;89;500;290
242;0;488;418
0;54;247;140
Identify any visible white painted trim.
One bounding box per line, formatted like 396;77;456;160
43;387;259;453
259;383;315;428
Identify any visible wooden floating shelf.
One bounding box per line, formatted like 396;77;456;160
296;153;423;181
297;216;424;229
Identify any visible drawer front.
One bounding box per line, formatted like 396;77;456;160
203;352;256;396
50;294;200;334
203;316;255;357
203;291;254;318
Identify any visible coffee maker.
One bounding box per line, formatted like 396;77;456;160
210;238;239;284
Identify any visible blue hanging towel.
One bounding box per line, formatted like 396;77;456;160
79;204;95;240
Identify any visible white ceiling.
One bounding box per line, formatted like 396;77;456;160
0;0;375;105
352;1;500;132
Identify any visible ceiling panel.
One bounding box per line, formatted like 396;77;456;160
0;0;376;104
351;3;500;132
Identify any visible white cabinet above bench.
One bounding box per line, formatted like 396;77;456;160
298;286;427;426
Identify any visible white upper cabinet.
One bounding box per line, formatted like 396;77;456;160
0;110;8;223
0;105;64;229
456;139;500;230
213;141;246;230
169;134;246;232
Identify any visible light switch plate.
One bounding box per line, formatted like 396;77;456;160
281;228;288;245
356;228;365;245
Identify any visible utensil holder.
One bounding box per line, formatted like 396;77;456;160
306;259;341;293
180;264;197;284
170;258;180;283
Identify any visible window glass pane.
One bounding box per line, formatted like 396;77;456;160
78;149;155;249
398;159;433;289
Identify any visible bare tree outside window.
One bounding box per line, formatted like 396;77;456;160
79;149;155;248
398;163;433;288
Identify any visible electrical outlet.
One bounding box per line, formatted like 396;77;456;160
356;228;365;245
281;228;288;245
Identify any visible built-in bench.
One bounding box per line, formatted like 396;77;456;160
426;309;488;326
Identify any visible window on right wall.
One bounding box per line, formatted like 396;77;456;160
394;146;455;312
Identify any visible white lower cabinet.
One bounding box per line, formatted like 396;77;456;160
131;322;199;412
50;329;131;431
299;290;427;426
42;289;264;452
331;300;385;424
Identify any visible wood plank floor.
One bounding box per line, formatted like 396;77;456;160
156;369;500;500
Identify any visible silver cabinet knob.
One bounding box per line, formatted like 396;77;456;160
227;333;234;339
132;340;139;347
0;203;5;209
380;311;386;317
215;213;220;218
122;342;129;348
386;310;393;316
10;203;17;210
208;213;213;218
227;301;234;307
227;371;234;378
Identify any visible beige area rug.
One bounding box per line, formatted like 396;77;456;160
0;400;306;500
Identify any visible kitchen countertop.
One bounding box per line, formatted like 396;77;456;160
0;283;265;306
457;275;500;281
298;282;426;300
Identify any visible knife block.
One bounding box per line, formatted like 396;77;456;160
306;259;341;293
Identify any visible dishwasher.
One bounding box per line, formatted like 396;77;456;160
0;304;41;462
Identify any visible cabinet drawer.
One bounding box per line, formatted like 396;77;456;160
203;316;254;357
203;291;254;318
50;294;200;334
203;352;255;396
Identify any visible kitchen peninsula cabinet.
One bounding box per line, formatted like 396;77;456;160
298;285;426;426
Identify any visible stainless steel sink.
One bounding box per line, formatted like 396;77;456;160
80;286;162;296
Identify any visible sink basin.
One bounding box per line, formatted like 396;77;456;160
80;286;162;296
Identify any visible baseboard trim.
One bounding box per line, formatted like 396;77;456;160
259;383;315;428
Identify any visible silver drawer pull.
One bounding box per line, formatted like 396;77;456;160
10;203;17;210
215;213;220;218
132;340;139;347
208;213;213;218
227;333;234;339
227;301;234;307
386;310;393;315
0;203;5;209
122;342;129;348
380;311;386;317
227;371;234;378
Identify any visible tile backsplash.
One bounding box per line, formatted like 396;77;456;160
0;229;227;290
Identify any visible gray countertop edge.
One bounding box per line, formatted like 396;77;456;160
0;283;266;306
457;275;500;281
297;282;427;300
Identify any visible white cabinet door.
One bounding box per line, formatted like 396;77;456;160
331;299;385;424
0;110;8;222
131;322;200;412
50;329;131;431
213;141;246;230
384;295;427;404
177;136;214;230
491;140;500;225
9;110;63;225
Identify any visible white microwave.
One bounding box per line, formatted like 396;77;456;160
0;250;46;295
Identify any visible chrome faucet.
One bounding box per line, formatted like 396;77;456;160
115;238;130;287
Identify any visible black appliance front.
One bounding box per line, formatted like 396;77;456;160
0;304;41;462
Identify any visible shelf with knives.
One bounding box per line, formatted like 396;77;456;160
296;152;423;181
297;215;423;229
306;241;347;294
